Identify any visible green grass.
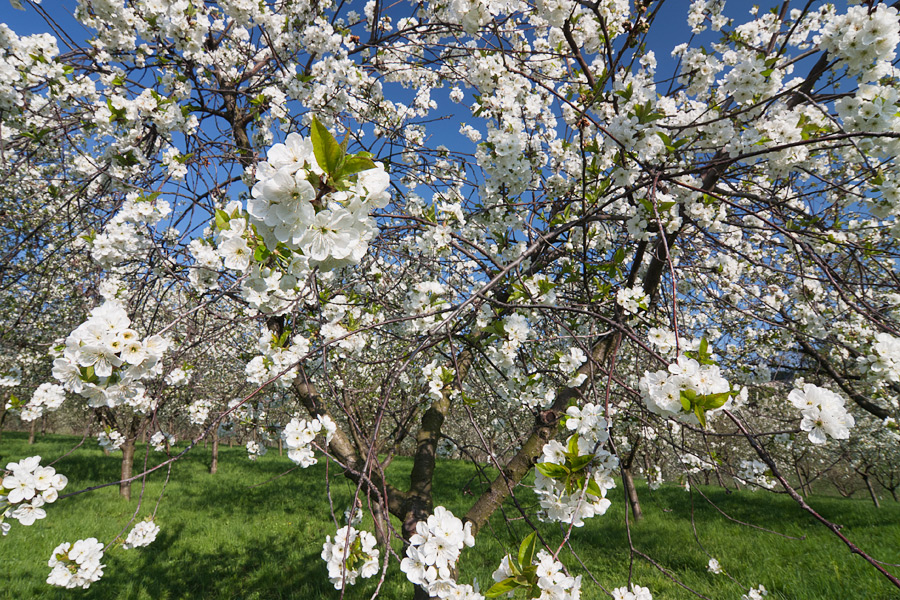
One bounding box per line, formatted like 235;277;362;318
3;432;899;599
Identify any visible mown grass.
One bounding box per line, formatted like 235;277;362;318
2;432;899;599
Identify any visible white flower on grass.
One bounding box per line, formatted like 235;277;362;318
401;506;476;597
188;399;213;425
612;584;653;600
742;585;768;600
122;519;160;549
707;558;722;574
47;538;105;589
1;456;67;533
320;526;380;589
10;496;47;526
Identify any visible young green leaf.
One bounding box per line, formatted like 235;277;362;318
518;531;538;569
568;454;594;472
535;462;570;479
700;391;732;410
485;577;522;598
310;116;344;176
215;209;231;231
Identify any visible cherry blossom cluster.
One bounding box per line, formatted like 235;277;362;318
188;399;214;426
248;131;390;271
122;519;160;550
51;300;168;413
422;360;456;402
245;327;311;389
639;355;744;425
89;193;172;268
400;506;476;598
735;460;776;491
818;3;899;81
14;383;65;422
1;456;67;536
557;347;587;382
616;286;649;315
164;367;191;387
320;525;380;589
612;583;653;600
282;415;336;467
319;294;374;356
533;431;618;527
647;327;700;358
742;585;768;600
47;538;105;589
858;333;900;385
404;281;451;334
497;313;531;370
646;465;663;491
245;440;267;461
680;452;716;476
0;366;21;388
98;430;126;451
788;383;855;445
149;432;175;452
491;549;582;600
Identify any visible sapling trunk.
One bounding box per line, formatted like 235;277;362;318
863;473;880;508
210;428;219;474
622;466;643;521
120;437;135;500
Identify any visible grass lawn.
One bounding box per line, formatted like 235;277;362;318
2;432;899;599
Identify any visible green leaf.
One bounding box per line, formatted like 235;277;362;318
700;391;732;410
310;116;343;176
535;462;570;479
679;392;692;412
507;555;522;576
215;209;231;231
567;434;579;456
568;454;594;472
586;478;604;497
485;577;521;597
253;245;269;262
518;531;538;569
694;404;708;428
338;155;377;179
699;337;709;360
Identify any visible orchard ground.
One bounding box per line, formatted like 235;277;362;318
2;433;899;600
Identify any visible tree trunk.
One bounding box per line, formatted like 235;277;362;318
370;498;391;547
278;437;283;456
862;473;880;508
120;438;136;500
890;487;899;503
622;467;643;521
27;419;36;445
210;429;219;474
795;464;808;497
0;408;7;445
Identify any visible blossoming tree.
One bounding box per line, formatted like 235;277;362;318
3;0;900;597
